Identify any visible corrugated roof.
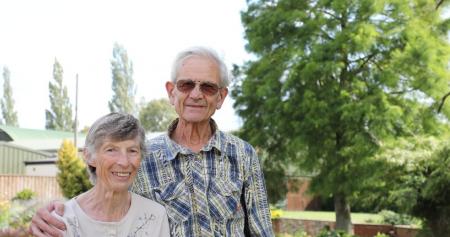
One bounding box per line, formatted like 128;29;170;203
0;125;164;152
0;125;86;151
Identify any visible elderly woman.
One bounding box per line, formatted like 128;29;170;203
54;113;169;237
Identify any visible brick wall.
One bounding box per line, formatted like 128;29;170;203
286;177;321;211
273;218;419;237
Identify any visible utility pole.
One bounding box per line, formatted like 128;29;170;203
74;74;79;149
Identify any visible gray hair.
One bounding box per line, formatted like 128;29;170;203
84;112;146;184
170;46;230;87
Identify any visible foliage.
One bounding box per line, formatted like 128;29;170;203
45;59;73;131
139;98;177;132
256;147;289;204
235;0;450;232
276;231;311;237
316;230;356;237
270;206;283;219
0;198;37;234
377;210;418;226
109;43;136;114
373;234;389;237
408;141;450;236
373;137;449;236
12;189;36;201
1;66;18;126
0;200;9;229
56;140;92;199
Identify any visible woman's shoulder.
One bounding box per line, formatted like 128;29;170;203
131;192;166;215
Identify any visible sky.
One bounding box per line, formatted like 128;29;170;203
0;0;249;132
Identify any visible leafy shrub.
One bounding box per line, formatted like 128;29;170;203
0;198;37;232
275;231;311;237
0;200;10;229
374;233;389;237
12;189;36;201
316;230;357;237
270;206;283;219
377;210;418;226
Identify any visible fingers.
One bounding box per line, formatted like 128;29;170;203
29;201;66;237
30;224;50;237
54;202;65;217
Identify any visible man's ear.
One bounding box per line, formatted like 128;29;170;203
216;87;228;110
165;81;175;105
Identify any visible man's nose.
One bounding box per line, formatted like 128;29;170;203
189;84;203;98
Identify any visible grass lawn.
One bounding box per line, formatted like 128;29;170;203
281;211;383;224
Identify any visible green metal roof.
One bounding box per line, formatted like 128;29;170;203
0;125;86;151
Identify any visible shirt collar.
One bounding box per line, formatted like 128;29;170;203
163;118;224;160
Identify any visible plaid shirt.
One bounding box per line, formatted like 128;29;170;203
131;120;274;237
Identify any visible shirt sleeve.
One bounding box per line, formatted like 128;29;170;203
244;145;274;237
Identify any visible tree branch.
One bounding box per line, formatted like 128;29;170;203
436;0;445;10
438;91;450;113
351;52;379;75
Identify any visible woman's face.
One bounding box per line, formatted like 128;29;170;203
88;138;141;192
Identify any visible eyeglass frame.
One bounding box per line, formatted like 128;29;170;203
175;79;223;96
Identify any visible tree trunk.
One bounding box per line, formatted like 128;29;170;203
334;193;353;234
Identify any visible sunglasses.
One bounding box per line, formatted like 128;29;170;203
176;79;221;96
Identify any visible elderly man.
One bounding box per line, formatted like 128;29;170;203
31;47;274;237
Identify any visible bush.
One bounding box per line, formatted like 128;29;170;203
271;209;283;219
12;189;36;201
374;233;389;237
275;231;311;237
0;200;10;229
377;210;418;226
56;140;92;198
0;198;37;234
316;230;357;237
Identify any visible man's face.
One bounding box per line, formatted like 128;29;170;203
166;56;228;124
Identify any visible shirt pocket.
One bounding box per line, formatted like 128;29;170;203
154;181;191;225
208;178;244;222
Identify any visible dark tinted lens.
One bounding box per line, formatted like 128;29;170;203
200;82;219;95
176;80;196;93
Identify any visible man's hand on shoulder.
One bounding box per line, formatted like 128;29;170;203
29;200;66;237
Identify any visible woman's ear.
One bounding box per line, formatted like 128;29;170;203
83;148;96;167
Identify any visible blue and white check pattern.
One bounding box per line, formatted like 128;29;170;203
131;120;274;237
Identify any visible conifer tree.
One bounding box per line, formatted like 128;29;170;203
45;59;73;131
109;43;136;114
1;66;18;126
56;140;92;199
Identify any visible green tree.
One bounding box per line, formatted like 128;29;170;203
1;66;18;126
56;140;92;199
411;141;450;236
45;59;73;131
109;43;136;114
235;0;450;233
139;98;177;132
378;137;450;236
